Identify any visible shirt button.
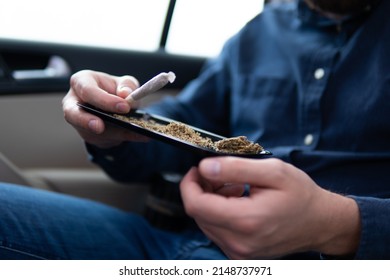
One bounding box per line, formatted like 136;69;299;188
314;68;325;80
104;155;115;162
304;134;314;146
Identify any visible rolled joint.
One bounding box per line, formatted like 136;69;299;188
127;71;176;102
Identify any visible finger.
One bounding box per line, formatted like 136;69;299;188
70;71;130;114
180;167;224;220
63;89;106;134
214;183;247;197
116;75;140;99
199;157;290;189
180;167;249;227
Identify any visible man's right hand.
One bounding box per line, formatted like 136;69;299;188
62;70;147;148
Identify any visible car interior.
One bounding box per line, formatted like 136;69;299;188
0;1;265;218
0;41;205;215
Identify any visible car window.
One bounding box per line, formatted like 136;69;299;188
166;0;263;57
0;0;169;51
0;0;263;57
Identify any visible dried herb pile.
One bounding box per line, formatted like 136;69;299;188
114;114;263;154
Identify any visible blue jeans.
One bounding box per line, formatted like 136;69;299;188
0;183;227;260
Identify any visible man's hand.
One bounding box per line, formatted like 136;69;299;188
180;157;361;259
62;70;147;148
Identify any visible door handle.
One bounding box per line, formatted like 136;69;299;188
12;55;71;80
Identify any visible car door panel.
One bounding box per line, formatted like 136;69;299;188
0;38;205;94
0;38;205;212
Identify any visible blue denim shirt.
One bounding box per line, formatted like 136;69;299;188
88;0;390;259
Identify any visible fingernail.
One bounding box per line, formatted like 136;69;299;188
116;102;129;113
201;159;221;177
88;119;99;133
119;86;133;95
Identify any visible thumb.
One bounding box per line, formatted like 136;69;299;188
116;75;140;98
198;157;287;189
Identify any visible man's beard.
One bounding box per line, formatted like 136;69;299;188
308;0;373;15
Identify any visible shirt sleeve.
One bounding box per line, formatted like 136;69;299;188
350;196;390;259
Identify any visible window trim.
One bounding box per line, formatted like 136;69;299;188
159;0;177;50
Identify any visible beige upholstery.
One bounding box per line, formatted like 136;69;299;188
0;152;34;187
0;152;148;213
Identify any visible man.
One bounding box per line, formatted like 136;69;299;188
62;0;389;259
1;0;389;259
